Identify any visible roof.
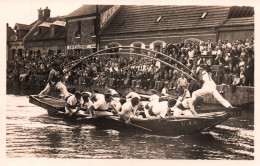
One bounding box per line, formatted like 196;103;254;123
14;23;32;30
66;5;113;18
101;5;232;35
222;16;254;26
39;22;51;27
51;21;66;26
24;16;66;41
7;25;15;41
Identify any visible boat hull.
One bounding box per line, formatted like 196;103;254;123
91;111;234;136
29;95;240;136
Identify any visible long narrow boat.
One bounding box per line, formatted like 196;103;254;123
29;95;240;136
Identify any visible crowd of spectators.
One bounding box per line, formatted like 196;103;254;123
7;38;254;94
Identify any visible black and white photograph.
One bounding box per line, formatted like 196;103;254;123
1;0;258;164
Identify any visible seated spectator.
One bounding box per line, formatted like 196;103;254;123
230;74;241;93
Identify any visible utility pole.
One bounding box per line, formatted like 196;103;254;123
96;5;100;52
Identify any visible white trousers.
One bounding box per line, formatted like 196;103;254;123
38;81;69;98
192;87;232;108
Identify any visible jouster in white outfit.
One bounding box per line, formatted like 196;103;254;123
38;69;69;98
192;70;232;108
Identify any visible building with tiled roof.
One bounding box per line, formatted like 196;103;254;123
66;5;113;18
99;5;254;50
6;24;16;60
65;5;118;56
24;7;67;57
7;21;34;61
217;16;254;42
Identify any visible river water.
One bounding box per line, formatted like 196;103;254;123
6;91;254;159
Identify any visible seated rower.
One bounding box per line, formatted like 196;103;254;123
114;97;141;124
149;89;160;103
177;88;191;102
105;87;122;112
145;99;177;120
82;91;92;97
79;93;93;114
145;89;160;113
89;93;117;117
105;86;119;97
126;88;141;102
174;97;203;116
65;91;83;116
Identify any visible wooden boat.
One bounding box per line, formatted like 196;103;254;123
29;95;240;136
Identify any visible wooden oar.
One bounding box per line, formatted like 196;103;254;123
170;116;214;120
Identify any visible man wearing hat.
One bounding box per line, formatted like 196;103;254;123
38;62;69;99
192;66;233;108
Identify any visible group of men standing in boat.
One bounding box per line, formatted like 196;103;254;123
37;62;233;123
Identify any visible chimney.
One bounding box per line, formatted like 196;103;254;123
43;6;51;20
38;8;43;21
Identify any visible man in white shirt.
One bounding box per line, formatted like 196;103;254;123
89;93;117;117
192;67;233;108
79;93;93;114
145;89;160;110
115;97;140;123
65;91;83;115
161;84;169;97
175;97;201;116
126;88;141;102
145;99;177;120
177;74;188;96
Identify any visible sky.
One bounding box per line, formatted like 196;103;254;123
2;0;95;28
1;0;258;28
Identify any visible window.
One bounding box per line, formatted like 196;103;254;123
75;21;81;38
50;26;55;36
201;12;207;19
155;16;162;23
133;43;142;54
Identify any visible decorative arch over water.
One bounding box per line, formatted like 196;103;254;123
63;46;199;82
